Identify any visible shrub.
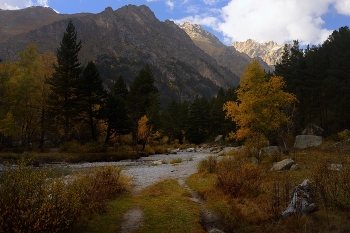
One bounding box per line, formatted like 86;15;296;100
170;158;183;164
83;141;106;153
311;161;350;210
172;139;181;149
153;145;167;154
143;145;155;155
0;164;129;233
60;140;86;153
197;155;218;173
215;157;263;198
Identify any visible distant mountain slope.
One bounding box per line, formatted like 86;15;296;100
0;5;239;107
179;22;272;76
231;39;290;66
0;6;89;43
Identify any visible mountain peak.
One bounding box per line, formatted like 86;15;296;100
179;22;224;48
179;22;272;76
103;6;114;13
231;39;287;66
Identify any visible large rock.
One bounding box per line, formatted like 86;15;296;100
270;158;294;171
301;124;323;136
294;135;322;149
264;146;281;155
282;179;318;218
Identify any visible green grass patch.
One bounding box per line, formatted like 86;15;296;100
82;193;136;233
170;157;183;164
137;179;205;233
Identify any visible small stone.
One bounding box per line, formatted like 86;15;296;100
151;160;163;165
290;164;300;170
186;148;195;152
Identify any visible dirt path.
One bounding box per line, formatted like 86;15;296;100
119;206;144;233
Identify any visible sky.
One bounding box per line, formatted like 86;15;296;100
1;0;350;46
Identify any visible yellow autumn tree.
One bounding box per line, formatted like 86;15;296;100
0;44;56;148
223;60;296;157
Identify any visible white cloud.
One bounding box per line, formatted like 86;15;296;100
0;0;30;9
166;0;175;10
176;0;350;45
37;0;48;6
175;15;219;29
334;0;350;15
0;0;49;9
217;0;336;45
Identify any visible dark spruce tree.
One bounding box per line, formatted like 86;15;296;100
160;100;189;143
127;65;160;150
79;61;107;141
101;76;131;145
209;87;227;137
46;20;82;142
186;95;210;144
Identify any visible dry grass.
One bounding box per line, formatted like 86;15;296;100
197;155;218;173
187;142;350;232
170;157;183;164
0;165;130;233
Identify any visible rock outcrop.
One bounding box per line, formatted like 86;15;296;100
231;39;291;66
282;179;318;218
179;22;272;76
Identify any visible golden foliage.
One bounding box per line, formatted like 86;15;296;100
0;43;57;141
223;61;296;145
137;115;149;141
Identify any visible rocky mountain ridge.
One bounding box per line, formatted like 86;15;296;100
0;5;239;108
179;22;273;76
231;39;290;66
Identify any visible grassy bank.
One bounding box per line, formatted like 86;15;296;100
187;142;350;232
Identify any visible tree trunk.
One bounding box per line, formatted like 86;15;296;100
64;115;69;142
89;107;96;141
39;108;45;150
104;123;112;145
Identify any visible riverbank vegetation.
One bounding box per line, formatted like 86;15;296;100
189;143;350;232
0;164;129;233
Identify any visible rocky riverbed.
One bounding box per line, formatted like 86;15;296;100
55;147;235;192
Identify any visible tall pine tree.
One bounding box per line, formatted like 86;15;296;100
46;20;82;142
186;95;210;144
80;61;107;141
101;76;131;145
128;65;159;150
